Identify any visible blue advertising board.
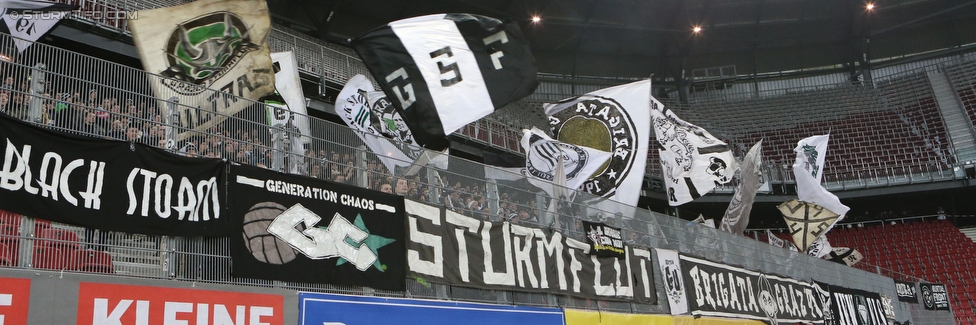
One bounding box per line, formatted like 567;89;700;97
299;292;565;325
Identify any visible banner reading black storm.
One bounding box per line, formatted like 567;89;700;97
405;200;656;303
228;164;406;291
823;284;892;325
678;255;826;324
0;113;226;236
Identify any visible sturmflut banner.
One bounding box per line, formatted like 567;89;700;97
678;254;826;324
0;113;226;236
229;164;406;291
405;199;656;303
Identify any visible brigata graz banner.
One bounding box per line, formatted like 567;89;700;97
823;284;891;325
229;164;406;290
678;255;826;324
894;280;918;303
0;113;226;236
405;200;656;302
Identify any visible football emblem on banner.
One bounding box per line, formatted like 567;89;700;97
549;97;638;198
161;12;262;94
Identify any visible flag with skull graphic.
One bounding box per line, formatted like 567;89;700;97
651;104;737;206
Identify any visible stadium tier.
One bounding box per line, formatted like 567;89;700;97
0;0;972;324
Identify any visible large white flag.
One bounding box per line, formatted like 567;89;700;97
793;135;849;235
653;104;737;206
1;0;77;52
352;13;538;151
336;75;447;175
544;80;651;215
720;140;763;235
130;0;275;140
268;51;311;143
521;127;611;200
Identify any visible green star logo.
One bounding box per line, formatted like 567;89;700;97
334;214;395;272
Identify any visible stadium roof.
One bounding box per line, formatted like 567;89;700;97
267;0;976;81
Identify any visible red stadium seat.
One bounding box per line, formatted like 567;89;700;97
0;242;11;266
31;246;74;271
74;249;114;274
35;228;82;252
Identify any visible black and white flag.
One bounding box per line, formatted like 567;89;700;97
1;0;77;52
521;127;611;200
545;80;651;215
336;74;448;175
652;103;737;206
353;13;538;151
825;247;863;266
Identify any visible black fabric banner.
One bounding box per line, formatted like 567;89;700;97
894;280;918;303
919;283;950;311
581;221;625;258
228;164;406;291
677;254;827;324
824;284;891;325
0;113;226;236
405;199;655;303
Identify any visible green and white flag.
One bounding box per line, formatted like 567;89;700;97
130;0;275;140
792;135;849;236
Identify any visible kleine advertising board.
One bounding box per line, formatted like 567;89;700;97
76;282;284;325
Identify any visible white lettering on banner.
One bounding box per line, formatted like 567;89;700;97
444;209;480;282
403;200;656;301
1;139;105;208
510;224;540;289
266;204;376;271
125;168;220;221
480;222;515;286
406;200;443;278
1;293;11;325
93;298;274;325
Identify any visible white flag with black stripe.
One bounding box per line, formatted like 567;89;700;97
1;0;77;52
652;104;738;206
352;13;538;151
521;127;611;200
